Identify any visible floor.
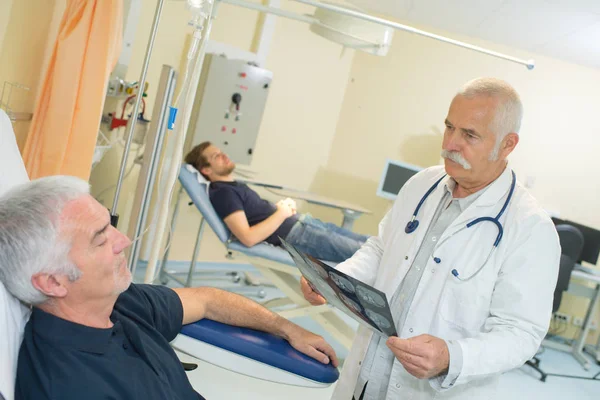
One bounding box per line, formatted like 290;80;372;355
134;260;600;399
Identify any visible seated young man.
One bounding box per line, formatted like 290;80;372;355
0;176;338;400
185;142;369;263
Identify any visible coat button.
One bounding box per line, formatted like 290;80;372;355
396;383;401;388
409;328;414;333
404;256;408;260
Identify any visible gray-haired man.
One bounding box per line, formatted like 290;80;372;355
0;176;338;400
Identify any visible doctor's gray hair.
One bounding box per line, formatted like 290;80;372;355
458;78;523;159
0;176;89;305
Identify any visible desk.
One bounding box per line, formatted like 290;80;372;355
238;178;372;230
544;268;600;369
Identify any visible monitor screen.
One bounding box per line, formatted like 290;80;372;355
551;217;600;265
376;159;422;200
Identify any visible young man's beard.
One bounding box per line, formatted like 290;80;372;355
218;164;235;176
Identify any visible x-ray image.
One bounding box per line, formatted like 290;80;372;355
357;285;386;308
308;259;329;279
339;292;362;313
280;238;397;337
366;309;392;329
329;272;355;293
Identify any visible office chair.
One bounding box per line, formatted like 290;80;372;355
557;224;585;266
525;224;584;382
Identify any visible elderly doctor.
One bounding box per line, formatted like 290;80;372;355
301;77;560;399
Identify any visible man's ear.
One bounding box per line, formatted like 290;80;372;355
200;166;211;179
500;133;519;158
31;273;69;299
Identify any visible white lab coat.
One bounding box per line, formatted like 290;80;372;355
332;165;560;400
0;109;31;400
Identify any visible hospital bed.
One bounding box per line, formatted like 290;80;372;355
158;165;356;350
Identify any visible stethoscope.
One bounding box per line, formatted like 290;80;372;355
405;171;516;282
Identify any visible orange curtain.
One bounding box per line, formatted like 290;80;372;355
23;0;122;180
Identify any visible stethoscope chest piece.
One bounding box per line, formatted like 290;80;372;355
405;220;419;234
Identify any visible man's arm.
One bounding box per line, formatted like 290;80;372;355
173;287;339;366
224;199;294;247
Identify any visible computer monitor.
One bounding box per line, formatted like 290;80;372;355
376;159;422;200
551;217;600;265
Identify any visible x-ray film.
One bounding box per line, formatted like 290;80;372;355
280;239;397;337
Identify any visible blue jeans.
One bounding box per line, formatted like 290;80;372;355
284;215;369;262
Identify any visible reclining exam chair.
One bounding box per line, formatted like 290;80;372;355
159;165;356;350
159;166;341;388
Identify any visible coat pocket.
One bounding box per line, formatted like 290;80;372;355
437;278;492;337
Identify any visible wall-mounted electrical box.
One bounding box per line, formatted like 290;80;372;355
186;53;273;165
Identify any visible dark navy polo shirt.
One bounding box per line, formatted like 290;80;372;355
15;284;204;400
209;180;298;246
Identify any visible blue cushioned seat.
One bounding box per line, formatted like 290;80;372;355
181;319;339;384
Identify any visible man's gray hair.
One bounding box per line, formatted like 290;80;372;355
0;176;90;305
458;77;523;139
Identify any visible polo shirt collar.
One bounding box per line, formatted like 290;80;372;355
30;307;119;355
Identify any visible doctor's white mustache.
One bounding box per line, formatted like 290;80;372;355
441;150;472;170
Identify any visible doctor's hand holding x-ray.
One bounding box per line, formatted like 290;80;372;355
302;277;450;379
303;78;560;400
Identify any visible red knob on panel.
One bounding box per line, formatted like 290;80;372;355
232;128;237;134
239;72;247;78
221;126;227;132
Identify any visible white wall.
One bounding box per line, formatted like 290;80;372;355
0;0;14;55
326;19;600;234
249;1;355;190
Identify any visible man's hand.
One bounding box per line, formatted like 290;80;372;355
386;334;449;379
300;277;327;305
276;198;296;218
283;198;297;213
284;325;339;367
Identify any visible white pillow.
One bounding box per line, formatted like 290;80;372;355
0;111;29;195
185;163;209;184
0;109;31;400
